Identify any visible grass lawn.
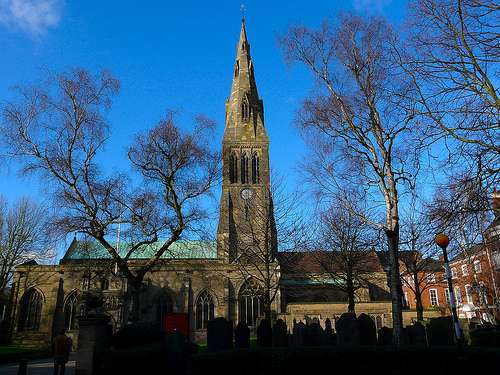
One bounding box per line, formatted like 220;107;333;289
0;346;36;354
0;346;51;365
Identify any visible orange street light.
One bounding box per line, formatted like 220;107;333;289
435;233;463;345
435;233;450;248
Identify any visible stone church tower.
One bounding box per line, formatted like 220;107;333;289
217;19;276;262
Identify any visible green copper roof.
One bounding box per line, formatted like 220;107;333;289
62;239;217;261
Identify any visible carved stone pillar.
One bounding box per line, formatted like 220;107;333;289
75;314;111;375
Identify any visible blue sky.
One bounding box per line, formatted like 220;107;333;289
0;0;410;254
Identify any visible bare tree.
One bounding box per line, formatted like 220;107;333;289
427;173;498;316
428;169;493;251
399;201;445;321
401;0;499;161
1;69;219;321
312;203;380;313
0;197;54;297
281;15;417;345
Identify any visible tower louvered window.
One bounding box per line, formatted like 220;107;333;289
251;152;260;184
230;152;238;183
241;153;249;184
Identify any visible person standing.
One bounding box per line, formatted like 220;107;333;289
53;329;72;375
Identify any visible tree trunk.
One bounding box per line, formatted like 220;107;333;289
263;288;272;322
386;226;403;346
413;272;424;321
347;277;356;314
347;292;356;314
128;278;143;323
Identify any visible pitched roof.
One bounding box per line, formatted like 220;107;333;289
277;250;384;275
61;238;217;262
398;251;444;272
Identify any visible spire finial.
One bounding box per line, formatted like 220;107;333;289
240;4;246;22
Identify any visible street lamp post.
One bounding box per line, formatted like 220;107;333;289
435;233;463;345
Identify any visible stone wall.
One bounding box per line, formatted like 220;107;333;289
280;302;393;331
8;259;281;347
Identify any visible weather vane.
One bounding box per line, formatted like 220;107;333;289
240;4;246;21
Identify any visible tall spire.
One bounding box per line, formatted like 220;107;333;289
224;18;265;140
217;18;273;262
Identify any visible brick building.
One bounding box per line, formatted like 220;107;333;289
400;192;500;322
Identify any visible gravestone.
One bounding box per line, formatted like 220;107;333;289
377;327;393;346
305;322;325;346
324;318;336;346
407;322;427;346
257;319;272;347
272;319;288;347
235;322;250;348
336;313;360;346
357;314;377;346
207;317;233;351
427;317;454;346
293;320;306;347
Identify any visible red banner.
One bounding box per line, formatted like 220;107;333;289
164;313;189;337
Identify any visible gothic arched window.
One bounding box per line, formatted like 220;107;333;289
241;153;249;184
196;290;215;329
230;152;238;184
239;280;263;327
156;292;173;329
251;152;260;184
18;289;43;332
64;292;79;331
242;100;250;121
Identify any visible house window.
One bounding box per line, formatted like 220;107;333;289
474;260;482;273
239;279;263;327
64;292;79;331
461;264;468;277
455;287;462;304
479;282;488;305
465;284;473;304
196;290;215;330
445;288;451;304
451;268;457;278
427;273;436;283
429;289;439;306
403;292;410;308
17;289;43;332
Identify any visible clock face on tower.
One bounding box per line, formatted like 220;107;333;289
240;188;254;200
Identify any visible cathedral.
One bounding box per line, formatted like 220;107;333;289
7;20;394;348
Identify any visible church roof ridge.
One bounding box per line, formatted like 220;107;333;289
61;239;217;262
